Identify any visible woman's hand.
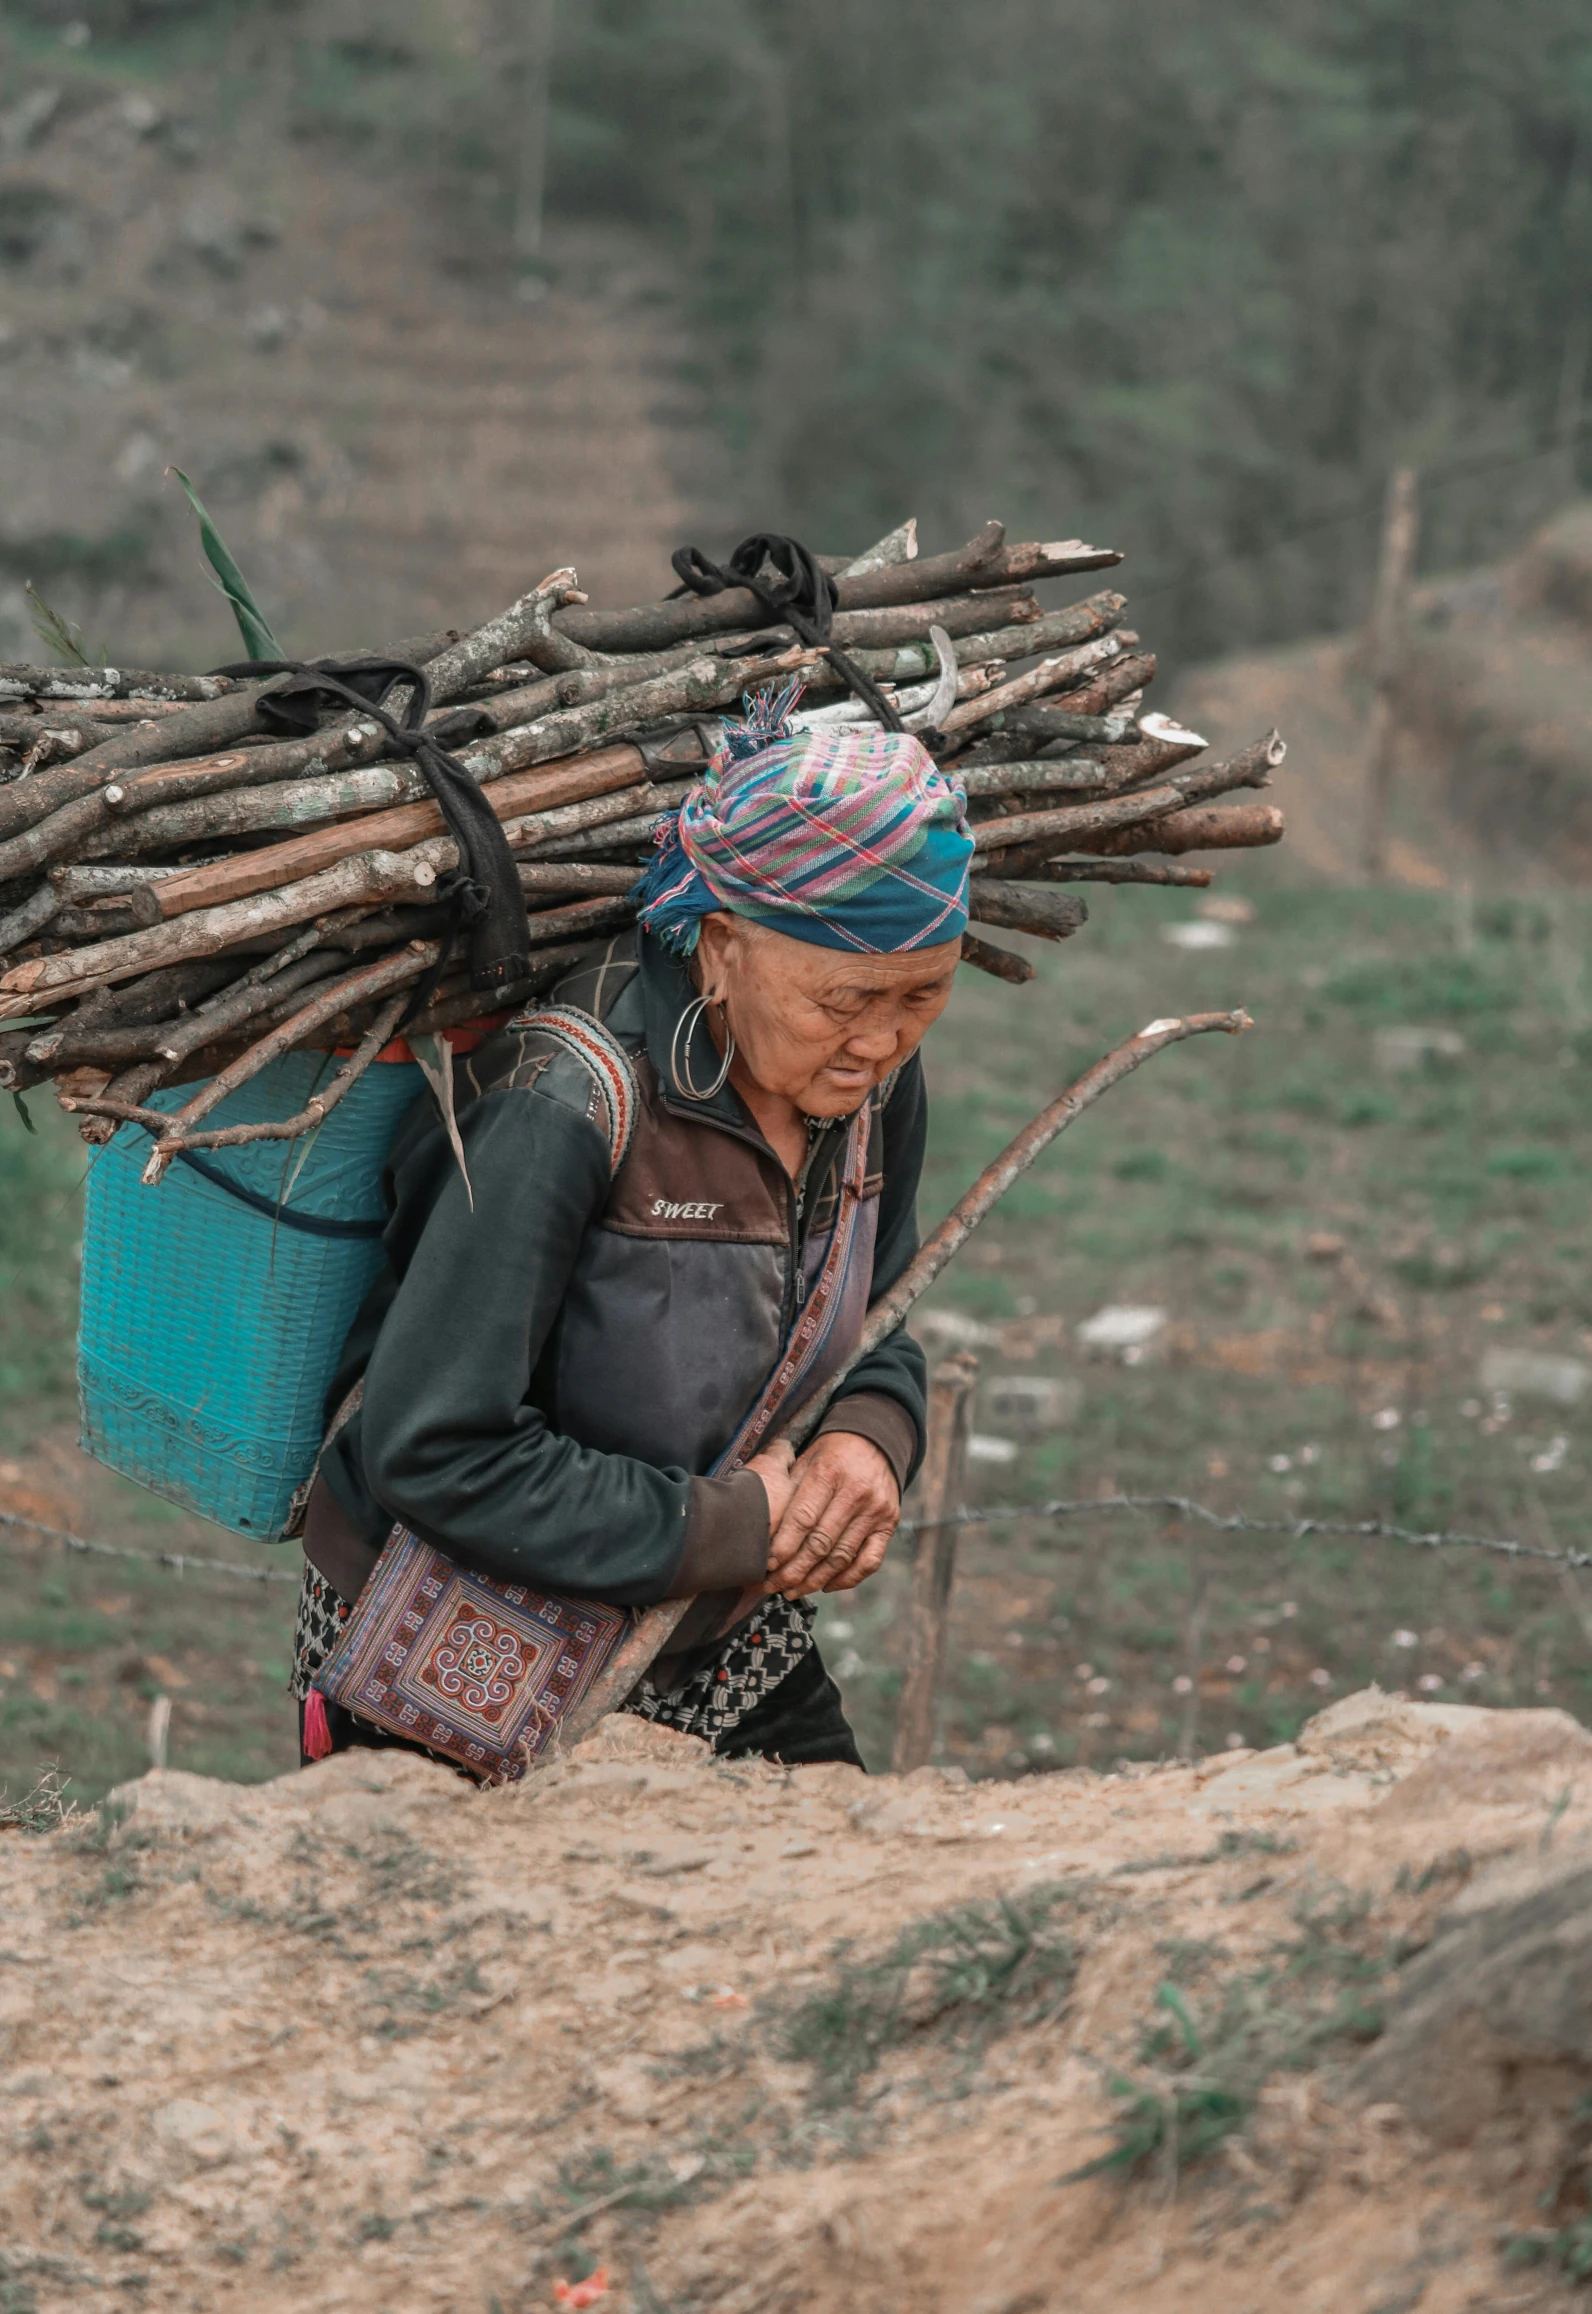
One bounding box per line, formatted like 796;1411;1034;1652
763;1432;900;1597
745;1439;797;1537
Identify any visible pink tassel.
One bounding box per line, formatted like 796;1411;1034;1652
303;1688;333;1762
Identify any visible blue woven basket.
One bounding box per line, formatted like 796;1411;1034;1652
78;1052;424;1538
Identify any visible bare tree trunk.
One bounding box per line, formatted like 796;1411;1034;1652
1554;133;1592;504
1360;465;1420;879
891;1352;978;1774
510;0;558;271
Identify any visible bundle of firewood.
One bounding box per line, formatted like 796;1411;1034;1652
0;519;1284;1176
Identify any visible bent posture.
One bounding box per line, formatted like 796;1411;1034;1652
293;685;973;1768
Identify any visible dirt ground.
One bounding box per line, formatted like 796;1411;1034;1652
1;1692;1589;2313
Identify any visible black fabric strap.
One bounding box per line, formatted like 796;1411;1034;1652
210;656;528;997
126;1125;387;1239
668;533;906;733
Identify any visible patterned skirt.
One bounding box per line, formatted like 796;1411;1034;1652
290;1562;815;1752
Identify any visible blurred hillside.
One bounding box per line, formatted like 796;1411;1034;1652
0;7;729;667
2;0;1591;683
1173;500;1592;887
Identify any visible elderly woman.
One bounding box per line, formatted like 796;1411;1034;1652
292;683;973;1769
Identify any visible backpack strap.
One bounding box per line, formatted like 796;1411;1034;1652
284;1001;640;1544
506;1001;640;1177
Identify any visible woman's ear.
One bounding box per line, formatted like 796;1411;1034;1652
692;911;735;1007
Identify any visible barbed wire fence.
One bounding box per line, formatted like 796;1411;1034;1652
4;1492;1588;1589
900;1493;1592;1570
0;1505;299;1583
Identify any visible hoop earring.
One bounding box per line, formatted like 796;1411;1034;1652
670;994;735;1101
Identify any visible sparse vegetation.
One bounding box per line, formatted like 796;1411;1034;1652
0;1765;74;1834
776;1883;1085;2105
1073;1885;1388;2182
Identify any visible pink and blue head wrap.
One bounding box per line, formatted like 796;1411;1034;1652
633;679;973;956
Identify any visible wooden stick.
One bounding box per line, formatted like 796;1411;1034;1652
84;758;434;859
421;572;590;702
515;791;689;861
1;696;196;733
823;595;1126;690
967;882;1088;941
1037;860;1215;888
0;849;448;1014
464;645;816;780
957;760;1126;800
937;633;1134;737
0;883;60;955
50;863;191;899
1076;724;1209;792
1000;700;1140;747
970;783;1187;855
982;804;1285;877
1065;802;1286;861
518;894;636;947
0;665;241;704
558;1009;1249;1742
1360;465;1420;878
141;748;654;919
969;651;1155;738
119;994;413;1173
968;734;1282;855
745;586;1043;657
28;949;345;1070
808;1012;1252;1423
958;931;1037;984
58;947;440;1169
891;1351;978;1773
547;525;1002;654
504;777;695;853
0;588;560;836
516;862;639;898
550;528;1121;656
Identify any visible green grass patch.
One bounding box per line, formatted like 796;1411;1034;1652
1071;1887;1387;2183
776;1883;1085;2105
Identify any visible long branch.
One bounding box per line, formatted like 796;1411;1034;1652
0;664;242;704
985;801;1286;876
557;1007;1249;1745
58;946;439;1168
937;633;1134;737
0;584;567;838
966;882;1088;941
140;748;653;918
967;734;1282;854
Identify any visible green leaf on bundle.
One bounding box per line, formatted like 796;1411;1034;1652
171;468;283;664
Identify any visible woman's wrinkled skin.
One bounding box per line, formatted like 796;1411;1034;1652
689;913;961;1599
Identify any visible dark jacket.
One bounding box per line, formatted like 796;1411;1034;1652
318;931;929;1614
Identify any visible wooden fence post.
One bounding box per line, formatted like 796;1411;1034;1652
509;0;558;269
891;1350;978;1774
1360;464;1420;880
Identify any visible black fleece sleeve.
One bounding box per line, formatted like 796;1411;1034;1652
818;1053;930;1486
346;1083;766;1606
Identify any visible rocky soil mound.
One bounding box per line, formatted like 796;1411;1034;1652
4;1691;1592;2311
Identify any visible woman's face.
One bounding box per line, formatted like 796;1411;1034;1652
694;914;961;1116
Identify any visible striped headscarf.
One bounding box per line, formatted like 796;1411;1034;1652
633;680;973;956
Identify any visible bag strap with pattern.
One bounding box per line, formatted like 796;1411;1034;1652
506;1001;640;1175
